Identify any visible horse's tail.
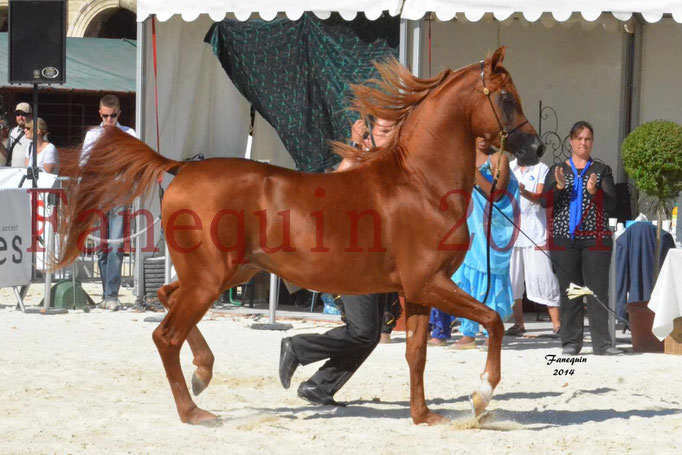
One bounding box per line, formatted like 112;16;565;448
56;127;184;268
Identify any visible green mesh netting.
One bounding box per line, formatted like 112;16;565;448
204;13;399;172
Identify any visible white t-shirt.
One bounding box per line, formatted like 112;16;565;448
8;126;33;167
510;159;550;248
81;123;137;165
26;142;60;174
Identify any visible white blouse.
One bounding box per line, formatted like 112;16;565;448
26;142;60;174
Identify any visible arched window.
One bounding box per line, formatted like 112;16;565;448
83;7;136;39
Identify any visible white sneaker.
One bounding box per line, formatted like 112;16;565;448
103;298;122;311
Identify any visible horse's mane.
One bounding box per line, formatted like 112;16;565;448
332;59;452;164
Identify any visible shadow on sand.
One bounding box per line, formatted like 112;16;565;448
238;387;680;430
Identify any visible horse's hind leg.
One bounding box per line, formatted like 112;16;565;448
153;284;221;425
158;282;214;396
404;300;449;425
407;273;504;419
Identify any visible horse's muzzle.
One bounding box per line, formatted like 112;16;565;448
509;133;543;166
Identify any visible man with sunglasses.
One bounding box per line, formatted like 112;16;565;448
82;95;136;311
0;102;33;167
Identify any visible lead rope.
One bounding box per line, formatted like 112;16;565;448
479;58;507;306
481;192;630;325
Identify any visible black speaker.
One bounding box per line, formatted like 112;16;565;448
8;0;66;84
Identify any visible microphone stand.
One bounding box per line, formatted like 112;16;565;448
21;83;67;314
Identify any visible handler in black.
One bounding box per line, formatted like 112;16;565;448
280;293;391;405
279;118;397;406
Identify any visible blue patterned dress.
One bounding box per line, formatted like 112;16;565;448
430;159;519;339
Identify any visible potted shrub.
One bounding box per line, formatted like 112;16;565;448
621;120;682;351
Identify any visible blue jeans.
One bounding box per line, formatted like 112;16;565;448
98;207;125;300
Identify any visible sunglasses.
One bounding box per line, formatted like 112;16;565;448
24;127;32;131
15;111;29;117
101;113;119;119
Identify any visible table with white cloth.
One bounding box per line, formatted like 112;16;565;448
648;249;682;340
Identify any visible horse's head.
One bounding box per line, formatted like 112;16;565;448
470;47;544;166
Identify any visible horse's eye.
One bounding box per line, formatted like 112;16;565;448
500;92;515;106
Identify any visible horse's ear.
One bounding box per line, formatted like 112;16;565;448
490;46;507;73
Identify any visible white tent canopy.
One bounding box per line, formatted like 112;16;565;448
137;1;682;23
131;0;682;308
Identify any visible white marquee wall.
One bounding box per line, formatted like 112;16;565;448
424;19;626;177
639;18;682;125
143;15;293;168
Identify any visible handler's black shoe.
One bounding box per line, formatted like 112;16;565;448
562;345;580;356
297;381;346;407
594;346;622;356
279;337;299;389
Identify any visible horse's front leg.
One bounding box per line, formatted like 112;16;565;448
404;300;449;425
409;273;503;418
153;285;220;425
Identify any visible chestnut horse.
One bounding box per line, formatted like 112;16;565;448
57;47;543;425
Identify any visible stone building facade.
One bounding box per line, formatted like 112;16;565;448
0;0;136;38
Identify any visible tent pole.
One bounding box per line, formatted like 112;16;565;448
399;19;408;67
134;18;147;307
399;18;422;76
411;19;422;77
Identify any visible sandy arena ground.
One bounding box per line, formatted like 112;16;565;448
1;283;681;454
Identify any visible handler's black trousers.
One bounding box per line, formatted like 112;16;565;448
289;293;385;397
550;237;613;353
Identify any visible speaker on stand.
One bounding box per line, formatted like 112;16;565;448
8;0;67;314
9;0;66;85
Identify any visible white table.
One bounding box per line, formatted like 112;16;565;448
648;248;682;340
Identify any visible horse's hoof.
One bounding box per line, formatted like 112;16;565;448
425;412;450;425
191;371;210;396
469;391;489;418
185;408;220;426
413;411;449;425
197;416;223;428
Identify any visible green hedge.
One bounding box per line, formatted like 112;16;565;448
622;120;682;203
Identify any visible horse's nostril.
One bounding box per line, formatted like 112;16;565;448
537;143;546;157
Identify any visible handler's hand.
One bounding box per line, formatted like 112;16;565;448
586;173;598;195
519;182;528;198
555;166;566;190
351;119;367;144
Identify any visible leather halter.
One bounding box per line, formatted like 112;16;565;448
479;60;529;150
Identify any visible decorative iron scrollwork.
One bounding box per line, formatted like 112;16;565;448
538;101;572;164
